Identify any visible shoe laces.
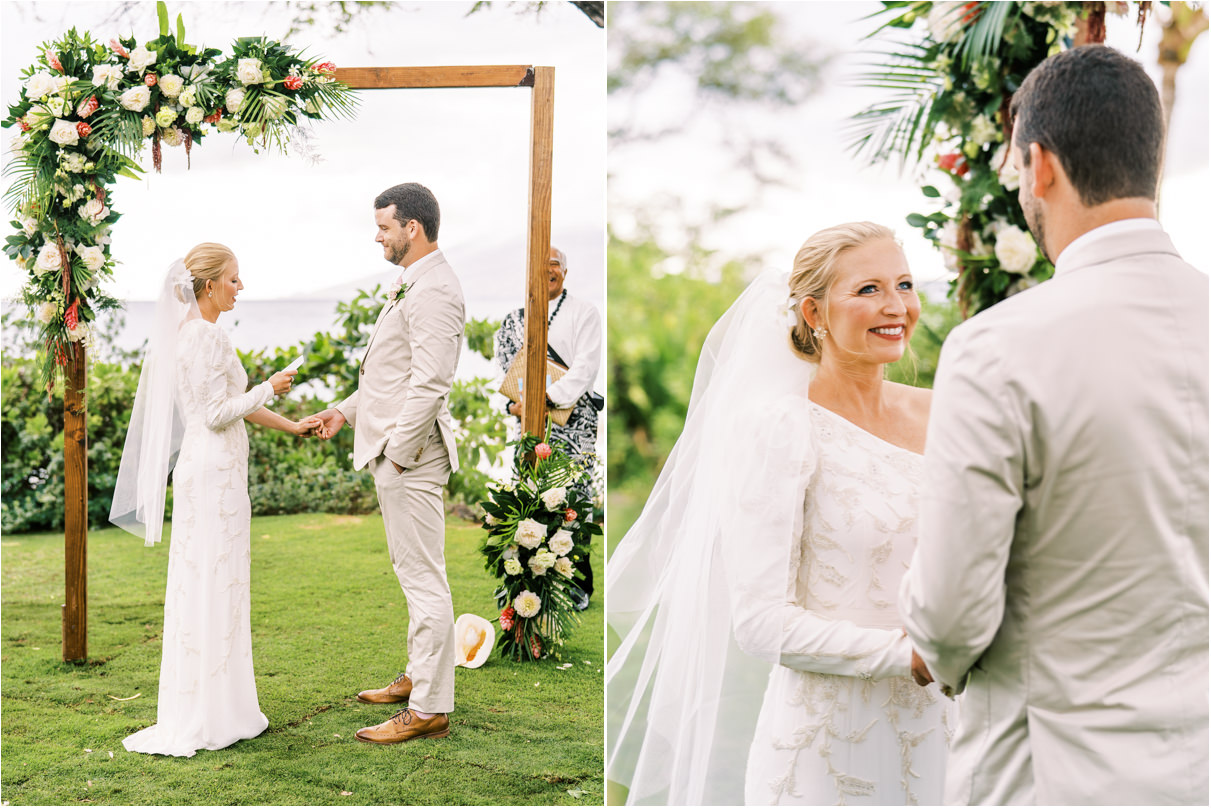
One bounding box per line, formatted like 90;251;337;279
391;671;408;686
389;708;413;726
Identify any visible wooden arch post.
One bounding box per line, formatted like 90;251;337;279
60;64;556;661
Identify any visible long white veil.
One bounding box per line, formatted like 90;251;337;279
606;268;819;804
109;260;199;546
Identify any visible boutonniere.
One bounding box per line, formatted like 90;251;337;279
387;281;409;302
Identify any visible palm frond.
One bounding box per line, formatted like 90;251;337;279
954;2;1018;69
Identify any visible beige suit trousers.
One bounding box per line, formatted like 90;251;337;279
369;428;455;714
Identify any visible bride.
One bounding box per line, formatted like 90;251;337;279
110;242;321;757
606;222;953;805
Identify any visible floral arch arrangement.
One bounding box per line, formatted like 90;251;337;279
3;3;356;381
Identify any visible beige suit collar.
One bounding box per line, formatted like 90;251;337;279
1054;222;1180;278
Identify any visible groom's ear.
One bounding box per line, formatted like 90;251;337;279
1027;142;1056;198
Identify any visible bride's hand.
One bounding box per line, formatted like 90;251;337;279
293;415;323;436
268;369;297;395
911;649;934;687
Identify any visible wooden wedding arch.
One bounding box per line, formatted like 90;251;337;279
61;63;557;661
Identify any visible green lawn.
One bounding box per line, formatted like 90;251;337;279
1;513;604;806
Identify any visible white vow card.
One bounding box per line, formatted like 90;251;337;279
285;355;304;372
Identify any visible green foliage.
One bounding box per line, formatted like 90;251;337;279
464;316;500;361
606;230;746;493
884;295;962;389
1;514;604;805
0;289;511;534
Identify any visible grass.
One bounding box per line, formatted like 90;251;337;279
1;513;604;806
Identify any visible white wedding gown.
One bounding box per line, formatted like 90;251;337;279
744;403;954;805
124;319;274;757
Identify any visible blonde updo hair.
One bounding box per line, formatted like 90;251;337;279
184;242;236;300
788;221;898;362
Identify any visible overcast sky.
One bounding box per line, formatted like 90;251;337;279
1;0;606;317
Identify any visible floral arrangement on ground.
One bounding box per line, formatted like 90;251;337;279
2;2;356;382
480;435;601;661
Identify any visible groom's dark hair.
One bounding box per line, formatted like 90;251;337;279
375;182;440;241
1010;45;1163;206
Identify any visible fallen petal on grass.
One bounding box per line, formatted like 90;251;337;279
340;791;353;796
108;693;141;701
567;789;585;798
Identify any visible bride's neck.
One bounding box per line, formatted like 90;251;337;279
809;358;888;418
197;296;221;323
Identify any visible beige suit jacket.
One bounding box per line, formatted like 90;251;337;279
337;250;464;472
900;224;1208;805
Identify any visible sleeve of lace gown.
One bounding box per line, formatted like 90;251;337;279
720;395;912;682
187;323;275;432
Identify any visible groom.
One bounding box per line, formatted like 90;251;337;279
900;46;1208;804
315;182;465;743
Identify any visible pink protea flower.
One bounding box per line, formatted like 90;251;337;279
535;442;552;460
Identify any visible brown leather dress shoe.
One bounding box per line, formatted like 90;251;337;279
355;709;450;744
357;672;412;704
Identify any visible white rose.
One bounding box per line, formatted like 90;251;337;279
225;87;246;113
61;152;87;173
68;322;89;343
185;106;204;125
501;544;519;561
548;530;574;557
75;244;105;272
158;74;184;98
91;65;122;91
993;224;1038;275
540;486;567;511
528;550;557;576
513;590;541;619
119;85;151;112
48;119;78;146
237;58;264;86
515;518;546;550
21;216;38;236
36;301;58;324
79;198;109;225
991;143;1020;191
503;558;523;576
126;46;156;74
179;86;197;107
554;557;574;578
24;72;56;99
36;243;63;274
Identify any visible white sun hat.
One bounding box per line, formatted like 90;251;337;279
454;613;495;669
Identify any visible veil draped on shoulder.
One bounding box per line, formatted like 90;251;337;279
606;269;820;805
109;260;199;546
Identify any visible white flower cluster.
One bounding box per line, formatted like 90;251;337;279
992;220;1038;275
237;58;264;86
515;518;546;550
514;590;541;619
540;486;567;511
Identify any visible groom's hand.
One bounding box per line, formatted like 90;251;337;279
911;649;934;687
313;408;346;440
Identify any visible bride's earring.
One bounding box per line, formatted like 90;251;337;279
813;328;827;339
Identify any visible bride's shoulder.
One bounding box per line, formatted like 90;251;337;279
886;380;932;419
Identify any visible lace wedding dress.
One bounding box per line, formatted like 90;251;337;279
744;403;954;805
123;319;275;757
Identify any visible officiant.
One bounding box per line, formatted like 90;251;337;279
493;245;603;608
